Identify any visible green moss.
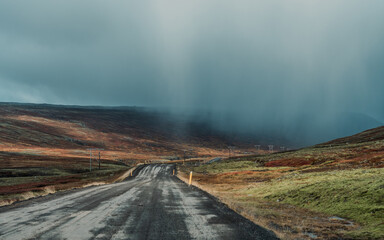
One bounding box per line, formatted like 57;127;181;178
190;160;284;174
243;168;384;239
192;160;257;174
185;138;384;239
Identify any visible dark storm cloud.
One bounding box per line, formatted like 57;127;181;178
0;0;383;145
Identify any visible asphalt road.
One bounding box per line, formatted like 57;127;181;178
0;164;278;240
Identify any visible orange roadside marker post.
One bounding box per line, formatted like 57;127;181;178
173;169;175;176
188;171;193;186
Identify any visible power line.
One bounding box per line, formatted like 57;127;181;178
227;146;235;157
268;145;274;153
87;148;104;172
254;145;261;153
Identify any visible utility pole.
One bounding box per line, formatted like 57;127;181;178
182;149;193;165
183;148;193;165
255;145;261;154
98;152;101;170
89;150;92;172
268;145;274;153
183;150;186;165
87;148;104;172
227;146;235;157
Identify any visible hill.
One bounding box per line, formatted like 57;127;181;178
0;102;262;205
180;125;384;239
279;112;383;146
0;102;259;166
320;125;384;146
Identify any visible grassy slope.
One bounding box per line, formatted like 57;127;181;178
0;161;130;206
0;103;240;205
181;127;384;239
0;103;257;162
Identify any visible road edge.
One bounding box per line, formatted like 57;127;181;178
175;169;279;240
0;166;139;208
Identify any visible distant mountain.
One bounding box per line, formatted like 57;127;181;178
0;102;261;163
282;112;383;147
0;102;381;152
319;125;384;146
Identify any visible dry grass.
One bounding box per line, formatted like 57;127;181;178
179;167;370;239
0;103;244;206
179;131;384;239
0;104;243;164
0;165;136;207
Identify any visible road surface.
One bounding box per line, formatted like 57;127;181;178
0;164;278;240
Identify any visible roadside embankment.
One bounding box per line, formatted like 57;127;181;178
178;158;384;239
0;163;135;207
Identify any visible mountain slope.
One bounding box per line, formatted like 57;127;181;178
0;102;262;167
180;125;384;239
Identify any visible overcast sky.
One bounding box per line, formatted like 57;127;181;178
0;1;383;143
